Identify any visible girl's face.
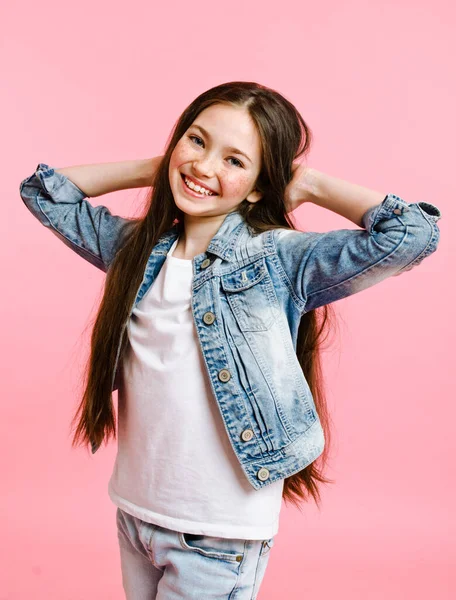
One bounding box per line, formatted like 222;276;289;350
169;103;263;220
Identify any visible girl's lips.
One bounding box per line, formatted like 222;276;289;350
180;173;217;199
180;173;218;195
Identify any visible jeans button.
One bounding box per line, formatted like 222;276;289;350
257;467;270;481
241;429;254;442
203;311;216;325
218;369;231;382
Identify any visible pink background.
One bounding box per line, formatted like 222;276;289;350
2;0;454;598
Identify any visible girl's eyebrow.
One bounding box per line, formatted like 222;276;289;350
190;124;253;164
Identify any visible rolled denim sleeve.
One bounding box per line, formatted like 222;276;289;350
273;193;441;314
19;163;134;272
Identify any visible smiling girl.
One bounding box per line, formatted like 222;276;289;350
20;81;441;599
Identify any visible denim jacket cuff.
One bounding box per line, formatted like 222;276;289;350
34;163;87;201
362;193;442;233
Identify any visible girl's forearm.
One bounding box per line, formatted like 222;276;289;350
306;169;387;228
54;156;162;198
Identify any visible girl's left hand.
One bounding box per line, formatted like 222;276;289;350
284;163;317;213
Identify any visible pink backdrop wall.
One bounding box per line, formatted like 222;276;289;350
2;0;454;598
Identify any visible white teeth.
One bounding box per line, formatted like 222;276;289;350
184;176;215;196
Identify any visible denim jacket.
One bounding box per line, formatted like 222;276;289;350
20;164;442;490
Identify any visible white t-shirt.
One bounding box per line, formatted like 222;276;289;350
108;237;284;540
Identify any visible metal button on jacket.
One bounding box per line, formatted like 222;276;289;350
393;208;403;215
257;467;270;481
218;369;231;382
203;311;216;325
241;429;254;442
201;258;211;269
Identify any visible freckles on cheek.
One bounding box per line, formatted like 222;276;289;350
230;173;251;197
171;143;193;165
178;148;194;161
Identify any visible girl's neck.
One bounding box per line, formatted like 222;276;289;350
175;213;228;259
172;235;209;260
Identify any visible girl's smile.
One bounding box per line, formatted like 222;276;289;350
180;172;219;198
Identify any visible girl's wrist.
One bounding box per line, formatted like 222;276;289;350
299;167;320;203
136;156;163;187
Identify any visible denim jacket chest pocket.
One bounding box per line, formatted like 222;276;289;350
220;258;276;332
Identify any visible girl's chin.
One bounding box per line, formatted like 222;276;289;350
176;203;217;217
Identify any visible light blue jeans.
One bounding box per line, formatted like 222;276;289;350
116;507;275;599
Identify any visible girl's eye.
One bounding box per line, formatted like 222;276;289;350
189;134;204;147
228;157;243;168
188;135;244;168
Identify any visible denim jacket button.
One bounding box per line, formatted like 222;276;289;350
241;429;254;442
218;369;231;382
201;258;212;269
257;467;270;481
203;311;216;325
393;208;403;215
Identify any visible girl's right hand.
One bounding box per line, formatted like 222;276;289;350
284;163;317;213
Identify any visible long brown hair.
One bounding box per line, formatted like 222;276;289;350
70;81;337;510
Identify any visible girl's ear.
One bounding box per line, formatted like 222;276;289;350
246;189;263;204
